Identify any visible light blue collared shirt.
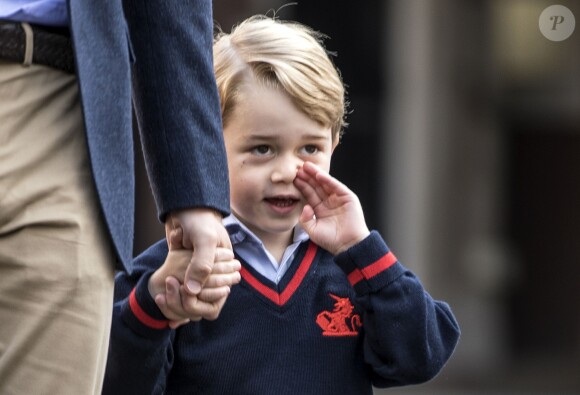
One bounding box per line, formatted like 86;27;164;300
0;0;68;27
224;215;310;284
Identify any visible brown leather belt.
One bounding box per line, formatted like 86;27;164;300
0;20;74;74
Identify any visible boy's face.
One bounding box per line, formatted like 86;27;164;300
223;83;336;244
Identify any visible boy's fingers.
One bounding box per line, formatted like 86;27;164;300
168;318;190;330
156;277;189;321
211;259;241;274
154;293;168;312
198;286;231;303
297;163;353;205
299;204;316;225
179;291;228;321
204;272;241;288
318;171;350;197
215;247;234;262
155;276;233;322
155;293;189;322
301;160;319;174
294;176;323;207
194;297;228;321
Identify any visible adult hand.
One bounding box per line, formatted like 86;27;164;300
149;229;240;327
294;161;370;255
155;255;241;328
165;208;233;295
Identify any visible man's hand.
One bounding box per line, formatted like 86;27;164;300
150;228;241;328
155;257;241;329
294;161;370;256
165;208;233;295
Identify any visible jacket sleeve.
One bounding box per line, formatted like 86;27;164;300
334;231;460;388
122;0;230;221
103;241;175;395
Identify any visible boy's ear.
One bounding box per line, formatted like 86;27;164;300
331;137;340;153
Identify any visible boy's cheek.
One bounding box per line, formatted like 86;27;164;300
314;156;332;173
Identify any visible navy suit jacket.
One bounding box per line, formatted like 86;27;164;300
67;0;230;270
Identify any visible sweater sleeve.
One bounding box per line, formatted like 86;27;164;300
122;0;230;221
334;231;460;387
103;240;175;395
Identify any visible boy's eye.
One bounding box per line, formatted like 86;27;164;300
252;145;271;155
302;145;319;155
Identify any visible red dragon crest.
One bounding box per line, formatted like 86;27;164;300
316;294;362;336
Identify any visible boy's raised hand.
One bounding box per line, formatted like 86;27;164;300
294;161;370;256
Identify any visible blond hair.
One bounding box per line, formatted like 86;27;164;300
213;15;347;141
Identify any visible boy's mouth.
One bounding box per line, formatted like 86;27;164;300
264;197;299;207
264;196;301;214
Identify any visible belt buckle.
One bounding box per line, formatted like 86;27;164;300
0;20;74;74
21;22;34;67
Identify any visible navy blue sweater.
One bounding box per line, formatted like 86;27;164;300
104;231;460;394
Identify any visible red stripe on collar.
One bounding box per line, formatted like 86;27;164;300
240;242;318;306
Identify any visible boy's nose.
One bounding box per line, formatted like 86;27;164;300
271;156;303;183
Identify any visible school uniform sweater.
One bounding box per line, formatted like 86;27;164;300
103;231;460;395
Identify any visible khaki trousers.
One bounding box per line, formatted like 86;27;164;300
0;61;115;395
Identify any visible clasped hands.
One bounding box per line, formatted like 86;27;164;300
149;209;241;329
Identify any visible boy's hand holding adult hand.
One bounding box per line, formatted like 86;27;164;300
155;255;241;328
165;208;233;295
294;161;370;256
151;224;241;328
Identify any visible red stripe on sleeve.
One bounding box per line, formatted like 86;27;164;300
347;269;364;286
347;251;398;286
129;288;169;330
361;251;398;279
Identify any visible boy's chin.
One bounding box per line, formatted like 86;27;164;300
262;218;300;233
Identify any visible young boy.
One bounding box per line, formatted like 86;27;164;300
104;16;460;395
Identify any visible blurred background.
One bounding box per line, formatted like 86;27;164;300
133;1;580;393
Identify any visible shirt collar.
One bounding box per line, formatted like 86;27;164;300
223;214;309;246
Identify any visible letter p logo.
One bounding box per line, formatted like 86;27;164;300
550;15;565;30
540;5;575;41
